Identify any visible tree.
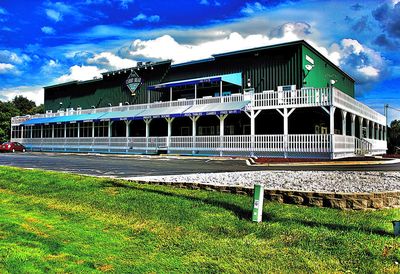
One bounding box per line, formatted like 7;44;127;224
388;120;400;153
12;95;36;115
0;101;20;142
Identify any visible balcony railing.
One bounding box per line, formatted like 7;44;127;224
11;87;386;126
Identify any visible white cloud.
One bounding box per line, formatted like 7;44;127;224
127;32;306;64
55;65;106;83
0;86;44;105
133;13;160;23
87;52;136;70
358;66;380;77
46;9;62;22
241;2;266;14
41;26;55;35
0;63;15;73
119;0;134;9
200;0;209;5
0;7;7;15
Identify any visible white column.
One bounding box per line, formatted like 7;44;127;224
190;116;200;155
40;125;43;139
108;121;113;138
375;124;379;140
220;80;223;103
329;106;336;135
92;122;95;138
30;126;33;139
350;114;356;137
144;119;152;153
380;125;383;140
276;108;295;158
358;117;363;138
341;110;347;136
169;87;173;106
245;110;261;157
21;126;24;141
52;124;54;138
194;84;197;104
77;123;80;138
125;120;131;138
147;90;150;105
218;114;228;156
166;117;174;149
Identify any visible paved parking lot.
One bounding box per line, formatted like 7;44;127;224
0;152;399;178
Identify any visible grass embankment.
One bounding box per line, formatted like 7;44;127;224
0;166;399;273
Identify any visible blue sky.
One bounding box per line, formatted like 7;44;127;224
0;0;399;122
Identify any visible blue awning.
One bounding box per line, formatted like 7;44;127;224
21;112;107;125
134;105;192;119
148;72;242;90
99;109;146;121
182;101;250;117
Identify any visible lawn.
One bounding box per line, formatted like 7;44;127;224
0;166;399;273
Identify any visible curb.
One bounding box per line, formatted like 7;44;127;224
250;158;400;167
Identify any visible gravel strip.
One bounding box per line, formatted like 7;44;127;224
128;171;400;193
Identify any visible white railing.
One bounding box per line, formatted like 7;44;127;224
253;88;331;109
333;135;357;154
332;87;386;124
11;94;245;124
364;138;387;152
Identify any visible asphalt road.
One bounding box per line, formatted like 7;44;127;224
0;152;399;178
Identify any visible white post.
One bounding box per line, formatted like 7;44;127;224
220;80;223;103
144;119;152;153
21;126;24;141
194;84;197;104
125;120;131;138
366;120;370;139
77;123;80;138
218;114;228;156
30;126;33;139
359;117;363;138
375;124;379;140
191;116;199;155
92;122;95;138
351;114;356;137
40;125;43;139
380;124;383;140
108;121;113;138
147;90;150;105
166;117;174;150
329;106;336;135
52;124;54;139
341;110;347;136
169;87;173;106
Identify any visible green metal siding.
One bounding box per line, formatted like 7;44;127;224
164;44;303;93
301;45;355;97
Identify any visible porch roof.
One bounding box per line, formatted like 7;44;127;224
21;112;107;125
182;100;250;117
135;105;192;119
99;109;146;121
148;72;242;90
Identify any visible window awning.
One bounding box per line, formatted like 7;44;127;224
21;112;107;125
182;101;250;117
134;105;192;119
148;72;242;90
99;109;146;121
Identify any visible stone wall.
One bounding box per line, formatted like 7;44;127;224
134;180;400;210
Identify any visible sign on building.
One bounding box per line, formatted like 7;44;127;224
126;70;142;95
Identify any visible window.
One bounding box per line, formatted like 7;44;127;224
66;123;78;138
23;126;32;138
43;125;52;138
54;124;65;138
80;122;93;137
11;126;22;139
32;126;41;138
94;121;108;137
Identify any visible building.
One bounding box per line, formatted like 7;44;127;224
10;40;387;158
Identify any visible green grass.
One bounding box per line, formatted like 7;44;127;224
0;166;399;273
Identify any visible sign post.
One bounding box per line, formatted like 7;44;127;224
252;184;264;223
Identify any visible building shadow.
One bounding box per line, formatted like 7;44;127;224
102;180;392;237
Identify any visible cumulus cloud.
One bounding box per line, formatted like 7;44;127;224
0;86;44;105
45;9;62;22
336;38;388;89
199;0;221;6
119;0;133;9
0;50;30;65
41;26;55;35
270;22;311;39
0;63;15;74
241;2;266;14
55;65;106;83
133;13;160;23
87;52;136;70
0;7;7;15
